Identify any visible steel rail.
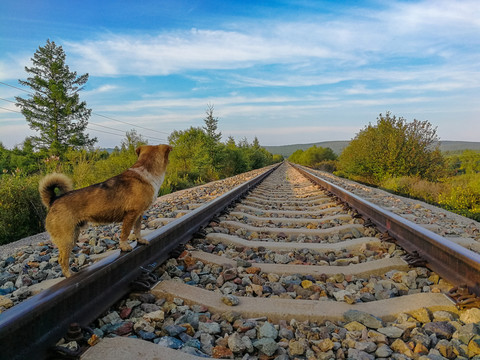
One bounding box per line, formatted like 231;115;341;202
0;164;279;360
292;163;480;297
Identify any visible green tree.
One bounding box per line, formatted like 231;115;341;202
338;112;444;183
121;129;148;152
458;150;480;175
289;149;304;164
272;154;284;163
202;104;225;176
0;142;11;173
0;140;44;175
221;136;248;177
16;39;96;157
168;127;211;183
247;137;271;169
288;146;336;167
203;104;222;142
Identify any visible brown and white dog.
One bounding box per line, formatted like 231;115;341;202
38;144;172;277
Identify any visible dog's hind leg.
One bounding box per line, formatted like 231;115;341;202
56;227;79;278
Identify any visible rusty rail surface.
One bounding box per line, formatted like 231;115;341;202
292;163;480;298
0;164;279;360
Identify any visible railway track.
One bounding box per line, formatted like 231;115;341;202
2;162;480;359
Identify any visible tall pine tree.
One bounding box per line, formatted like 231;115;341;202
16;39;96;156
203;103;222;142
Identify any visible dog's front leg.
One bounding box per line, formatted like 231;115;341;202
134;215;149;245
119;213;138;251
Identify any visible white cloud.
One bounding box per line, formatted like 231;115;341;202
0;55;30;81
84;84;118;95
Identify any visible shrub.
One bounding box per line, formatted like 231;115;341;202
338;112;444;184
0;173;46;244
314;160;338;173
380;174;480;221
381;176;444;204
438;175;480;212
288;146;337;168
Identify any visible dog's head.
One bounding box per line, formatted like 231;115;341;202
135;144;172;175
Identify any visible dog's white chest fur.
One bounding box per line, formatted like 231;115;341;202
130;167;165;203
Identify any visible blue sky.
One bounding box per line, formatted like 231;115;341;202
1;0;479;149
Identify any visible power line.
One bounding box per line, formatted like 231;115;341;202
92;112;170;135
86;126;166;142
0;102;166;141
88;122;166;142
0;97;16;104
0;81;31;94
0;106;21;114
0;105;166;141
86;126;134;139
0;81;170;137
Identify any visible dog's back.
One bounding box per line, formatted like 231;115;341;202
47;171;155;224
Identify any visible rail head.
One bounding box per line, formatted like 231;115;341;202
291;163;480;297
0;164;280;360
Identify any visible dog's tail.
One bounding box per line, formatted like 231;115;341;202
38;173;74;208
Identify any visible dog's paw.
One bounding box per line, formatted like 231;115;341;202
137;237;149;245
120;243;133;252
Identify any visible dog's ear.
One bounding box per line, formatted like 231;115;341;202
135;146;143;157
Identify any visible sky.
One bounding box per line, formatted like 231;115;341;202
0;0;479;149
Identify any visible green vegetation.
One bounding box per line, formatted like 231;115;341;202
265;141;348;158
0;110;278;244
287;113;480;222
380;150;480;220
165;128;277;193
335;113;479;220
265;140;480;159
0;173;46;243
288;145;337;171
336;112;444;183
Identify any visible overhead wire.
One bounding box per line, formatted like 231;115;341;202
0;97;16;104
0;106;22;114
0;103;166;142
92;112;170;135
0;81;169;142
0;81;31;94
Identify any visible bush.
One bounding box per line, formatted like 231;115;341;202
0;173;46;244
338;112;444;184
381;176;444;204
314;160;338;173
380;174;480;221
288;146;337;168
72;150;137;188
438;174;480;212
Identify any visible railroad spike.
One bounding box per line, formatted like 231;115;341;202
402;250;427;267
131;266;159;291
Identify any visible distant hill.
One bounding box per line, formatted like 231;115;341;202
437;141;480;153
263;141;349;158
263;140;480;158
